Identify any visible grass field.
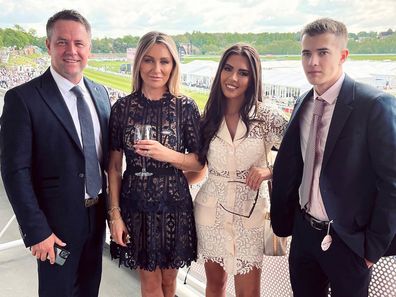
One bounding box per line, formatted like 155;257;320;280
4;52;395;111
90;54;396;70
4;52;396;69
348;54;396;61
88;60;127;72
182;55;220;63
183;54;396;62
84;68;132;92
7;53;44;66
83;68;209;110
261;54;396;61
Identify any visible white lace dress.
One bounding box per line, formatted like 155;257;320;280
194;101;288;275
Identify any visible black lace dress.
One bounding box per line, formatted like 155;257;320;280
109;91;200;271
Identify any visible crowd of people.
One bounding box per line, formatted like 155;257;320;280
0;66;43;89
0;65;126;103
107;88;127;104
1;9;395;297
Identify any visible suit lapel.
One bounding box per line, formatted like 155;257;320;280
84;78;110;165
216;117;247;147
216;119;233;145
84;78;109;133
38;69;82;151
233;118;247;147
283;89;313;141
322;75;355;168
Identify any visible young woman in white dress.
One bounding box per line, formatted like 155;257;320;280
195;44;288;297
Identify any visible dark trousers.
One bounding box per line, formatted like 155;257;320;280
289;210;372;297
37;200;105;297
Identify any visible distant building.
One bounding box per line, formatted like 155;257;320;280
179;43;193;55
378;30;394;39
126;48;136;63
357;36;370;42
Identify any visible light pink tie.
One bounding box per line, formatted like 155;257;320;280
301;98;325;209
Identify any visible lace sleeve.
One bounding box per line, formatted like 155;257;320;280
257;100;288;149
181;96;201;154
109;97;126;151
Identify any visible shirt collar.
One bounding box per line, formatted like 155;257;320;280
50;66;86;94
313;73;345;105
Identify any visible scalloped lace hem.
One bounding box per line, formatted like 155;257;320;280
197;254;262;275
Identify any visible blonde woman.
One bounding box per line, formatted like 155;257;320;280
107;31;202;297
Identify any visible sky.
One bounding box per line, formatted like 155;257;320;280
0;0;395;38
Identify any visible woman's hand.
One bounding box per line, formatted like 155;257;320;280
134;139;170;162
134;140;202;171
245;166;272;191
109;217;130;247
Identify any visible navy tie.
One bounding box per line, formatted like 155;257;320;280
71;85;101;197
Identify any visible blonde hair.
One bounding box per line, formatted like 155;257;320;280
132;31;180;95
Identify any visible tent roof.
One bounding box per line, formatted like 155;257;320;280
180;59;396;91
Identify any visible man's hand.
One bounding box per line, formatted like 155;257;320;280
364;258;374;269
31;233;66;264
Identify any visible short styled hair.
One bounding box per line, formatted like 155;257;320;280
132;31;180;95
301;18;348;48
46;9;91;40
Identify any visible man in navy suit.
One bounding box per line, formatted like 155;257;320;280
271;18;396;297
0;10;110;297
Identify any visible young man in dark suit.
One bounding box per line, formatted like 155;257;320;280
0;10;111;297
271;18;396;297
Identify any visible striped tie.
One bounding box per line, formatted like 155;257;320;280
300;97;325;209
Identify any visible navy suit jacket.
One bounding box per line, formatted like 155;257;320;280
271;74;396;263
0;68;111;247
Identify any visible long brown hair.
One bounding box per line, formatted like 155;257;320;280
198;43;262;164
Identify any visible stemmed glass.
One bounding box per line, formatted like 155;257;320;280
161;129;172;145
134;124;153;177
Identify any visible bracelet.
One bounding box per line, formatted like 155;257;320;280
108;216;122;225
107;206;121;215
108;212;122;220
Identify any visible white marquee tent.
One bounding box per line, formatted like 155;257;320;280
180;59;396;99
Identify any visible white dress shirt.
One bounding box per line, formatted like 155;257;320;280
50;67;103;198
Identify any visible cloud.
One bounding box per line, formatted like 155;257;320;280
0;0;394;37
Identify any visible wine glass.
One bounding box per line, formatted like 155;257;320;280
134;124;153;177
161;129;172;145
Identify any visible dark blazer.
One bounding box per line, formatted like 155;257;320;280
271;74;396;263
0;68;111;248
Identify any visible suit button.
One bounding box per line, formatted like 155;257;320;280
79;173;85;178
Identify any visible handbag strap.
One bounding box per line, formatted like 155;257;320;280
261;123;272;170
263;140;271;168
260;123;273;200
